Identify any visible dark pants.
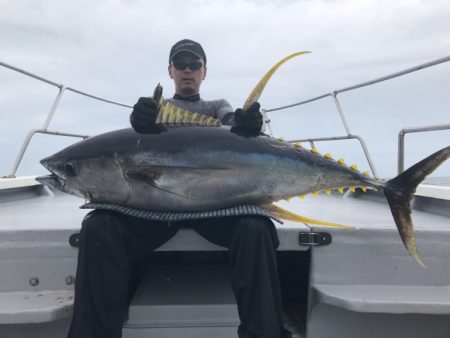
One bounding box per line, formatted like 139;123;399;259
67;210;288;338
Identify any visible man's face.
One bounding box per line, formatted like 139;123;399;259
169;52;207;96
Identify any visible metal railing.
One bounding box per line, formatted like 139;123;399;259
266;55;450;177
2;55;449;178
0;60;132;178
398;123;450;174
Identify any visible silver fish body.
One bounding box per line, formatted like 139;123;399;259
38;126;450;267
39;127;377;212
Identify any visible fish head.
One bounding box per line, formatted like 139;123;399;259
37;146;129;203
37;152;90;197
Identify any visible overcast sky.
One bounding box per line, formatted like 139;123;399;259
1;0;449;178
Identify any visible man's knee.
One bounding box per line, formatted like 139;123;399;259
236;216;274;235
235;216;279;247
81;210;121;240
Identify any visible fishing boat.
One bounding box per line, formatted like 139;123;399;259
0;56;449;338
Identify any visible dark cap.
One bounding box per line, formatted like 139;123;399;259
169;39;207;64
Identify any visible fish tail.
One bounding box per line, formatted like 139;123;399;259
384;146;450;267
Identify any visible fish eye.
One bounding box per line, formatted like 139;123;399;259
64;162;77;177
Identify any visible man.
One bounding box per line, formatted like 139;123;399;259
68;39;290;338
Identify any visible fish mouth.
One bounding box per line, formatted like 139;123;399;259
36;173;67;192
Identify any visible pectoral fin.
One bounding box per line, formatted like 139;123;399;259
263;204;354;229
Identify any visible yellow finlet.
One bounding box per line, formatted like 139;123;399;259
337;187;345;194
243;51;311;110
325;189;332;195
278;137;286;142
294;142;302;148
351;164;358;171
324;153;333;159
264;204;354;229
311;147;319;154
362;187;367;192
312;191;319;197
338;158;345;164
363;170;369;176
350;186;356;193
284;197;292;202
298;195;305;199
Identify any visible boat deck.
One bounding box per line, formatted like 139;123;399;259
1;179;450;338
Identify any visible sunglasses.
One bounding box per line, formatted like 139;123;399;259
172;60;204;71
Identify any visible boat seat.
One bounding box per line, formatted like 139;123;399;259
313;284;450;315
0;290;73;324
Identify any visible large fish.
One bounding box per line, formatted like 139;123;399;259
36;52;450;267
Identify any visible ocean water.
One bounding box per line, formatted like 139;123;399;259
423;177;450;187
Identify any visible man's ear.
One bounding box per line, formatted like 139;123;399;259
168;65;174;79
203;66;207;80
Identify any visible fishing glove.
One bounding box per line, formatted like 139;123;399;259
231;101;263;137
130;97;161;133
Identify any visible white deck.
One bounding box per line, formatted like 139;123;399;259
1;180;450;338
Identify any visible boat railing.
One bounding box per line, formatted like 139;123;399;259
1;56;449;178
0;60;132;178
265;55;450;176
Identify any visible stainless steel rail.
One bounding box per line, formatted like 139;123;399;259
398;123;450;174
0;60;132;178
2;56;449;178
265;55;450;177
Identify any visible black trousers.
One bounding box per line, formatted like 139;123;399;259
67;210;288;338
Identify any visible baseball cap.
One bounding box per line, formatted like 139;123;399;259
169;39;207;64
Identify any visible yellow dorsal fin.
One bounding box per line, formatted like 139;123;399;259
168;105;178;123
174;107;184;124
243;51;311;110
263;204;354;228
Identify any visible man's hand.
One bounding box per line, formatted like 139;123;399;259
130;97;160;133
230;101;263;137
